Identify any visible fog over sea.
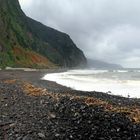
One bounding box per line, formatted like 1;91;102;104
43;69;140;98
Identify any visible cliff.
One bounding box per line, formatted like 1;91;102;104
0;0;86;68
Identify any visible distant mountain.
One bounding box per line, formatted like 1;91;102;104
0;0;86;68
87;59;123;69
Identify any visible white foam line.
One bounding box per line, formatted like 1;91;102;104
42;70;140;98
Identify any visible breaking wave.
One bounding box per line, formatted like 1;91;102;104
42;69;140;98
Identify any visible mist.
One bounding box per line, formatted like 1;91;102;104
19;0;140;68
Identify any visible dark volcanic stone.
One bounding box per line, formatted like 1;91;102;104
0;78;140;140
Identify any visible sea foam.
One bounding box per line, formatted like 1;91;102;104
42;69;140;98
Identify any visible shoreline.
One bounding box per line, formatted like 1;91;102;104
1;69;140;106
42;68;140;99
1;70;140;139
1;69;140;107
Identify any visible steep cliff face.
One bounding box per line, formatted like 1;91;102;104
0;0;86;68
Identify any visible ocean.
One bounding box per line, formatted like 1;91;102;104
42;69;140;98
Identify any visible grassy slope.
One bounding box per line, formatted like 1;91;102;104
0;0;55;68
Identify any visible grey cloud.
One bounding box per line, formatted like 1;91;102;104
19;0;140;67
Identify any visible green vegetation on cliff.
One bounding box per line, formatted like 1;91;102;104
0;0;86;68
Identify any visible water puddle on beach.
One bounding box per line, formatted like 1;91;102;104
42;69;140;98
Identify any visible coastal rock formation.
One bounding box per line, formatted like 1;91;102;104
0;0;86;68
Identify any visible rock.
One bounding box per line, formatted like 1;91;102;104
133;125;137;129
38;133;45;138
49;112;56;119
16;136;22;140
9;123;16;127
22;135;28;140
55;133;60;137
117;128;120;132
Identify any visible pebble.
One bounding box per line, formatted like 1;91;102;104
38;133;45;138
55;133;60;137
49;113;56;119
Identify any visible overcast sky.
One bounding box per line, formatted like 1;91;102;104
19;0;140;68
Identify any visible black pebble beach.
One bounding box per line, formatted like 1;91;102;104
1;70;140;140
